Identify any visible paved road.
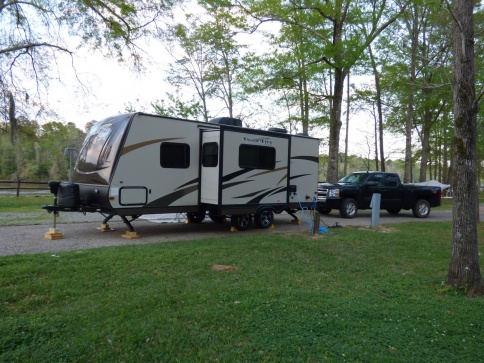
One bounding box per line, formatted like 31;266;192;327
0;208;453;256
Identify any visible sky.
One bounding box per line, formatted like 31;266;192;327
44;33;406;161
48;42;170;131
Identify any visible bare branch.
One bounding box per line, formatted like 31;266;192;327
0;42;73;56
0;0;48;14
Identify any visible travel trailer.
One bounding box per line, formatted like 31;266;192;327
43;113;320;233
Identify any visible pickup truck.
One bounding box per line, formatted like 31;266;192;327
317;171;442;218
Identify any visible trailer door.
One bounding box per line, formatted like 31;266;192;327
200;130;221;205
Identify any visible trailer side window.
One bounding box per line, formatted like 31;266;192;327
202;142;218;167
160;142;190;168
239;145;275;169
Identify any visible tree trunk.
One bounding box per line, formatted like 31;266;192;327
446;0;482;294
369;46;385;172
327;66;345;183
418;109;432;182
344;73;350;176
373;104;379;171
9;92;17;144
404;13;418;183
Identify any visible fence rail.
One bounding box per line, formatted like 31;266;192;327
0;180;50;197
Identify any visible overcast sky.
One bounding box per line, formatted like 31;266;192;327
48;40;170;131
46;34;406;160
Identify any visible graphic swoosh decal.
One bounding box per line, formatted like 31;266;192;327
247;187;286;204
222;180;253;190
289;174;312;180
291;155;319;163
248;166;287;178
222;168;254;182
233;188;269;199
175;178;199;190
146;184;198;207
121;137;184;155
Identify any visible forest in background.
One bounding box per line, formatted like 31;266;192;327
0;116;422;183
1;0;483;184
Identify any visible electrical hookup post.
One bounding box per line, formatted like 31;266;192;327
370;193;381;228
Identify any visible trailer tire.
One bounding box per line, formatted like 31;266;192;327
208;211;226;223
254;209;274;229
231;214;252;231
187;211;206;223
386;208;401;215
339;198;358;218
412;199;430;218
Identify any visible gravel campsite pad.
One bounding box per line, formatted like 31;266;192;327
0;209;453;256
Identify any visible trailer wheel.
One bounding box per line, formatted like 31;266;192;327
412;199;430;218
187;211;206;223
208;211;226;223
386;208;401;215
339;198;358;218
231;214;252;231
254;209;274;229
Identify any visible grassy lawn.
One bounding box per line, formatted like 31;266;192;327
0;196;64;226
1;222;483;362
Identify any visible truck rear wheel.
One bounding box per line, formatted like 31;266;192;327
412;199;430;218
340;198;358;218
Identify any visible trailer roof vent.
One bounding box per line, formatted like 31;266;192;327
297;132;309;137
209;117;242;127
268;127;288;134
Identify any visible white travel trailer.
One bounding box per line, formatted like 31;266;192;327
44;112;320;232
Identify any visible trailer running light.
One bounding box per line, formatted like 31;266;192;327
109;196;116;200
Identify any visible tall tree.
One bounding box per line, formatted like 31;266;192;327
446;0;482;294
0;0;170;126
223;0;406;182
163;15;218;121
244;20;330;134
368;45;385;172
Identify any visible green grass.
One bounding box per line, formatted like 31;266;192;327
0;195;52;210
1;223;483;362
0;195;60;226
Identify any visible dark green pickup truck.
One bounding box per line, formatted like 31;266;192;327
317;171;442;218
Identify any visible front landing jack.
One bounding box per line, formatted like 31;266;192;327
44;181;63;240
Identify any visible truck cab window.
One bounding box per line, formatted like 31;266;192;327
368;174;384;187
385;175;399;187
160;142;190;168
